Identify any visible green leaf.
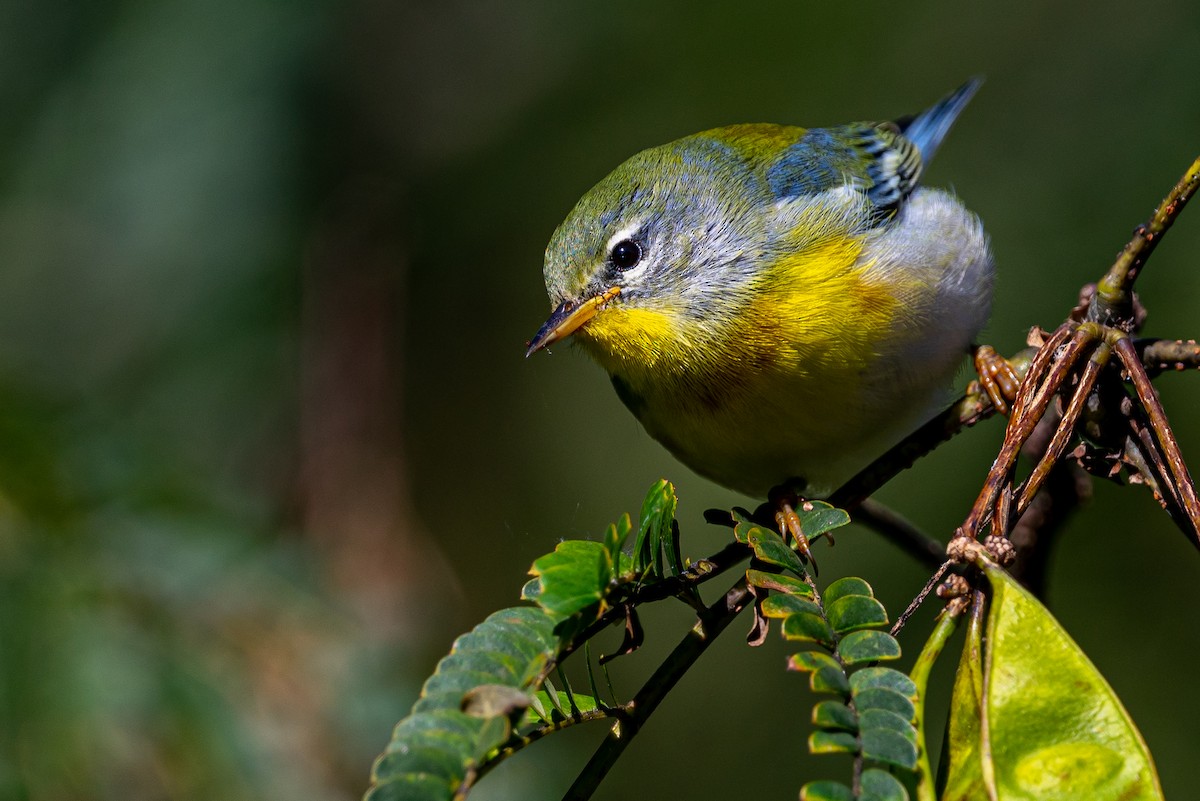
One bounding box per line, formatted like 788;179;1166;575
519;576;541;602
602;514;632;578
365;773;456;801
787;651;840;674
633;479;677;575
800;780;854;801
368;606;559;800
450;607;558;674
810;665;851;697
795;501;852;541
942;562;1165;800
730;508;760;544
853;688;916;722
388;710;480;755
859;709;917;744
435;652;522;689
540;675;566;716
849;667;917;701
826;594;889;634
940;600;988;801
861;728;919;770
823;576;874;605
528;540;609;619
761;594;822;619
460;685;531;719
471;716;512;762
746;526;808;576
418;670;525;713
859;768;909;801
373;741;469;783
745;569;814;597
781;612;836;647
812;700;858;731
809;730;858;755
521;690;598;726
837;630;901;665
908;606;961;801
554;689;598;716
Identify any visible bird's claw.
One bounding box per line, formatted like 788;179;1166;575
972;344;1022;416
773;496;818;576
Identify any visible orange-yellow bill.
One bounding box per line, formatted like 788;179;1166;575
525;287;619;356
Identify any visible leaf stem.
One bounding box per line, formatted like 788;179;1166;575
909;604;965;801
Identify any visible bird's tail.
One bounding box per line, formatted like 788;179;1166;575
896;77;983;165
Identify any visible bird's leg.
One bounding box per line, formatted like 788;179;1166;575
970;344;1024;416
768;486;817;573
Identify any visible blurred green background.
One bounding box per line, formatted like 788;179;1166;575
1;1;1199;799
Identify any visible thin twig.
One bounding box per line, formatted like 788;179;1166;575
1013;341;1110;516
1140;338;1200;376
563;579;754;800
1090;155;1200;327
960;326;1093;538
1115;336;1200;543
891;559;954;637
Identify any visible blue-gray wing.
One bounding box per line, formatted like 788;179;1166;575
766;79;981;217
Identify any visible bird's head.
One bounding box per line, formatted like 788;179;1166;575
527;135;763;373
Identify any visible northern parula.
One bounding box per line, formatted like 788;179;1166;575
528;80;994;501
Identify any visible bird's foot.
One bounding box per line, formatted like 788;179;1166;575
768;487;819;576
971;344;1023;416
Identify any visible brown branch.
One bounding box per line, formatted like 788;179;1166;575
959;325;1092;539
1013;341;1110;517
1089;155;1200;327
1139;338;1200;376
1115;336;1200;543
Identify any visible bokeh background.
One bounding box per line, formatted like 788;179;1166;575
2;1;1199;799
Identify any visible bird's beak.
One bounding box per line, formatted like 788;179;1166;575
525;286;620;357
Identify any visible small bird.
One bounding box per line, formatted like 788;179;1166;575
528;80;994;512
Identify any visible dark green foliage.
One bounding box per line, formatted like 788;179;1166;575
773;572;916;799
854;688;916;722
366;607;559;800
859;769;909;801
827;595;890;634
633;479;681;578
850;668;917;698
837;630;903;665
369;482;1170;801
783;612;837;647
812;700;858;730
523;480;686;624
744;525;809;575
810;731;860;754
762;594;823;617
746;568;814;596
801;781;856;801
523;540;611;619
367;482;691;800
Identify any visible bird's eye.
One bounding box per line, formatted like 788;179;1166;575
609;239;642;271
